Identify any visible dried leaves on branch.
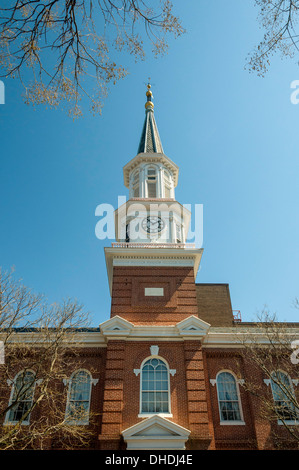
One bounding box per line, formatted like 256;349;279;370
0;269;96;450
248;0;299;75
0;1;184;117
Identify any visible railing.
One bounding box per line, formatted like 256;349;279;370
111;242;196;249
233;310;242;322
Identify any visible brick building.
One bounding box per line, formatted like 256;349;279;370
2;85;299;451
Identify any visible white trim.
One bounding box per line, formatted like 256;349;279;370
220;421;246;426
145;287;164;297
123;153;179;190
122;414;190;450
112;258;195;267
99;315;210;342
64;369;96;426
4;369;37;426
269;369;299;424
150;345;159;356
176;316;210;339
138;355;172;416
104;246;203;295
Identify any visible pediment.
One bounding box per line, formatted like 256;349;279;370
176;315;210;338
122;415;190;440
134;423;180;437
99;316;134;338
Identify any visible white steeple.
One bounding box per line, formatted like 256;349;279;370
115;84;191;245
123;84;179;200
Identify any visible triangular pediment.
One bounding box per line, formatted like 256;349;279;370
176;315;210;338
122;415;190;440
134;423;180;437
99;316;134;338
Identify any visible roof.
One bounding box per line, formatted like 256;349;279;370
137;106;164;154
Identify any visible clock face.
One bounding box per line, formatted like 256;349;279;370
142;216;165;233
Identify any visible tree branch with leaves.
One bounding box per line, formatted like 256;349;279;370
0;268;98;450
0;0;184;117
248;0;299;75
235;308;299;448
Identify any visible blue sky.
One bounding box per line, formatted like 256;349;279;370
0;1;298;324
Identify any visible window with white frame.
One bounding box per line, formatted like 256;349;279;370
5;370;36;425
270;370;298;422
146;167;157;198
141;358;170;414
216;371;243;422
65;370;92;425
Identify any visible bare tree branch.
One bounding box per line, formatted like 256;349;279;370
0;0;185;117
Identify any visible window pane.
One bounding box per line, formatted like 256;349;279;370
66;371;91;424
141;359;170;413
271;371;298;421
217;372;241;421
7;371;36;423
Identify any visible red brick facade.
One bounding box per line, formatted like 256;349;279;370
111;266;199;325
1;265;298;450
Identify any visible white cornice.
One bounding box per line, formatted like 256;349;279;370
0;330;106;347
122;414;190;450
202;327;299;348
104;246;203;295
2;323;298;348
99;315;210;341
123;153;179;188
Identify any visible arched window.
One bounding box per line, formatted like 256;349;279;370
65;370;92;425
5;370;36;425
216;371;243;422
141;358;170;414
146;167;157;198
270;370;298;422
132;171;139;198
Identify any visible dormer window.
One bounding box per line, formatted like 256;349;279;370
146;167;157;198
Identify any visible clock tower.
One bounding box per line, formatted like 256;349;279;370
100;85;212;451
105;84;203;310
114;84;192;247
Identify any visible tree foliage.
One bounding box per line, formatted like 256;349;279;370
0;0;184;117
0;268;97;450
248;0;299;75
236;308;299;447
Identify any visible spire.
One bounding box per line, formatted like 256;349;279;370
137;83;164;154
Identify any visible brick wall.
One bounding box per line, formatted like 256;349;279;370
110;266;199;325
196;284;234;327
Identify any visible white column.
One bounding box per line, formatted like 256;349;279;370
158;165;163;198
140;164;146;198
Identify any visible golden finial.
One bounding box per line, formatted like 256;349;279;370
145;81;154;110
